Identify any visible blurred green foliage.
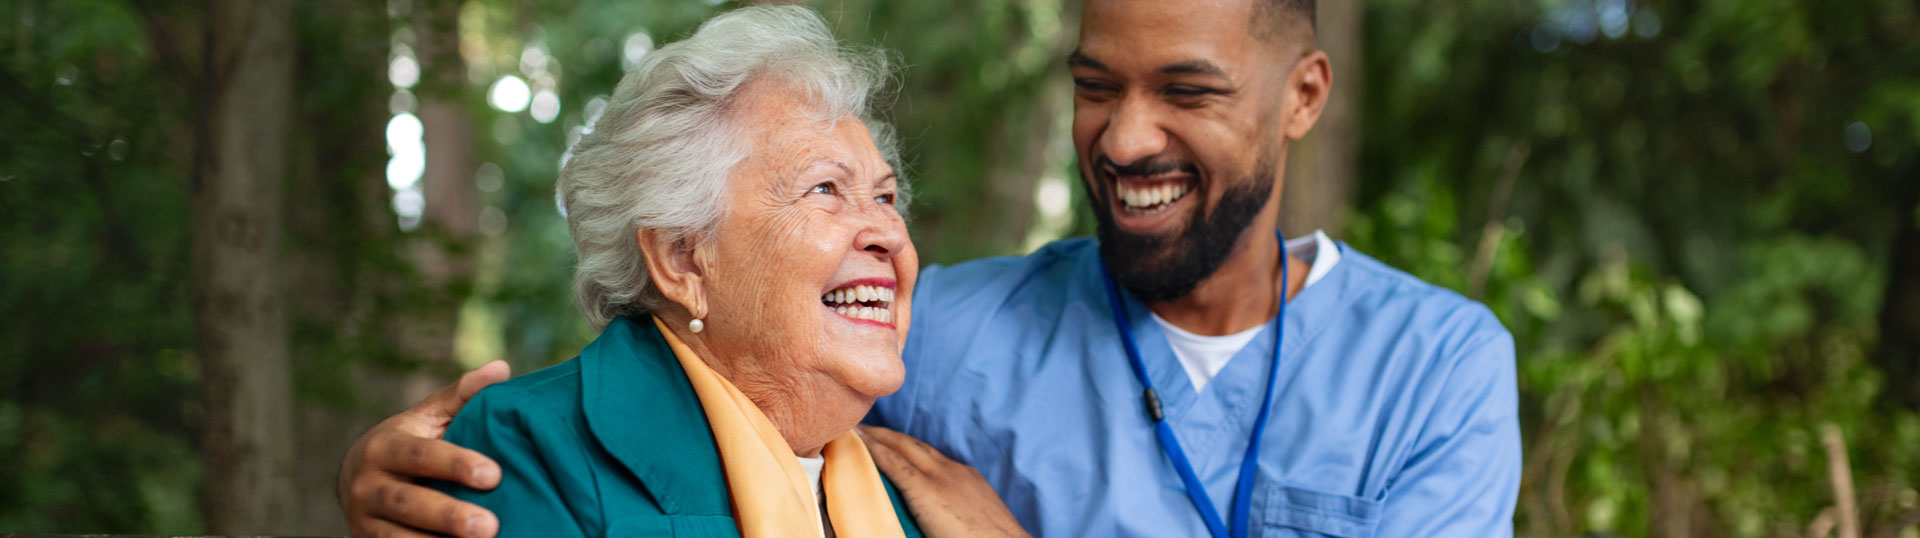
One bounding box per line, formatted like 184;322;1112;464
1350;0;1920;535
1;0;1916;535
1;0;202;530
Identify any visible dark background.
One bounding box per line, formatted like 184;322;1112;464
2;0;1916;536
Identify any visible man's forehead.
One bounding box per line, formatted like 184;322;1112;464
1076;0;1261;72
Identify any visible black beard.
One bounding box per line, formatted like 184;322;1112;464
1088;149;1277;304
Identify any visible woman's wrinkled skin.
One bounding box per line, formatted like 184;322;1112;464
640;77;917;458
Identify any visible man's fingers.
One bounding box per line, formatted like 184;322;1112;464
408;361;512;425
368;433;501;489
859;425;949;469
356;474;499;538
455;360;512;403
862;429;926;483
858;425;915;449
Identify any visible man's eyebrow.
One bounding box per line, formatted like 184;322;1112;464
1067;50;1107;71
1160;59;1230;79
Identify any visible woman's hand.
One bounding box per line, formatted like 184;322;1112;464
860;425;1033;538
337;361;511;538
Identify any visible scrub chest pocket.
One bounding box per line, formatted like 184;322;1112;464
1254;482;1382;538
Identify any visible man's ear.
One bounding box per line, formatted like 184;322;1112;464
1282;50;1332;141
637;227;709;319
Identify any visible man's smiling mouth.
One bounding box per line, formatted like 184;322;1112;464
1117;179;1193;215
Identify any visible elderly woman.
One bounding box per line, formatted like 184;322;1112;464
430;6;922;537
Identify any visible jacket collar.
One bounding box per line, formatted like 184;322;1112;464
578;316;734;516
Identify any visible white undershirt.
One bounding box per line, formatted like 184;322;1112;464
1148;230;1342;393
797;454;835;537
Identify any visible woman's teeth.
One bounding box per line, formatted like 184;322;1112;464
1119;182;1190;213
821;284;894;324
834;305;891;323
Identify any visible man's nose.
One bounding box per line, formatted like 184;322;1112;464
1099;98;1167;168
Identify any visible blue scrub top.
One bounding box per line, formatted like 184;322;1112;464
866;237;1520;537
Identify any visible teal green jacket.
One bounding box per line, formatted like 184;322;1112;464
433;316;925;537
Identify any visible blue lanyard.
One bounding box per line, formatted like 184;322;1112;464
1098;235;1290;538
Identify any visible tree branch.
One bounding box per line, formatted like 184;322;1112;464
128;0;201;89
1820;423;1860;538
1467;141;1529;299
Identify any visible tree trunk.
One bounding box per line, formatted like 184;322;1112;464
1873;170;1920;410
1280;1;1360;237
401;0;480;401
280;1;397;533
416;0;478;248
193;0;297;532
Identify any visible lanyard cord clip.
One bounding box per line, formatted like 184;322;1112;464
1143;387;1165;422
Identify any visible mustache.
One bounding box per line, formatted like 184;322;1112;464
1094;155;1199;178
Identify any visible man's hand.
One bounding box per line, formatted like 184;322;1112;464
860;425;1031;538
338;360;511;538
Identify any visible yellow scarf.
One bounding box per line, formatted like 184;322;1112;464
653;317;907;538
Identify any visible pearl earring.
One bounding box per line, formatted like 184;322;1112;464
689;318;705;333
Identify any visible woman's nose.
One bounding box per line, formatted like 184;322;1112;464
854;204;908;259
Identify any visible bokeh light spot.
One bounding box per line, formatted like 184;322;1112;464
386;113;426;190
392;187;424;231
385;113;424;152
622;32;654;71
389;89;417;115
531;89;561;124
479;206;508;237
1598;0;1630;39
1036;176;1070;218
489;75;532;113
1844;121;1872;153
475;162;505;193
1632;8;1662;38
388;55;419;88
520;44;549;76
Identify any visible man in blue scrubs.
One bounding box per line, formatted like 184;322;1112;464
855;1;1520;536
338;0;1520;536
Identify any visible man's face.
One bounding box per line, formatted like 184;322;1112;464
1071;0;1298;303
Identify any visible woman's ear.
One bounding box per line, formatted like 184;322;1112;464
1282;50;1332;141
637;227;710;319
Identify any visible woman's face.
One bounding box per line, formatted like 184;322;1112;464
694;79;917;429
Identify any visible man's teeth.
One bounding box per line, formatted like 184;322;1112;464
1119;182;1189;209
822;284;895;323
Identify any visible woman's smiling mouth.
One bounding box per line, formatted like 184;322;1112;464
821;279;896;325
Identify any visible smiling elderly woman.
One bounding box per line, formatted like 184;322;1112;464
432;6;921;537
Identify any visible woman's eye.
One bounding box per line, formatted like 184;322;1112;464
809;182;836;195
875;192;896;205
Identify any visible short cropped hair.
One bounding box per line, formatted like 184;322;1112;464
558;5;902;330
1253;0;1316;47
